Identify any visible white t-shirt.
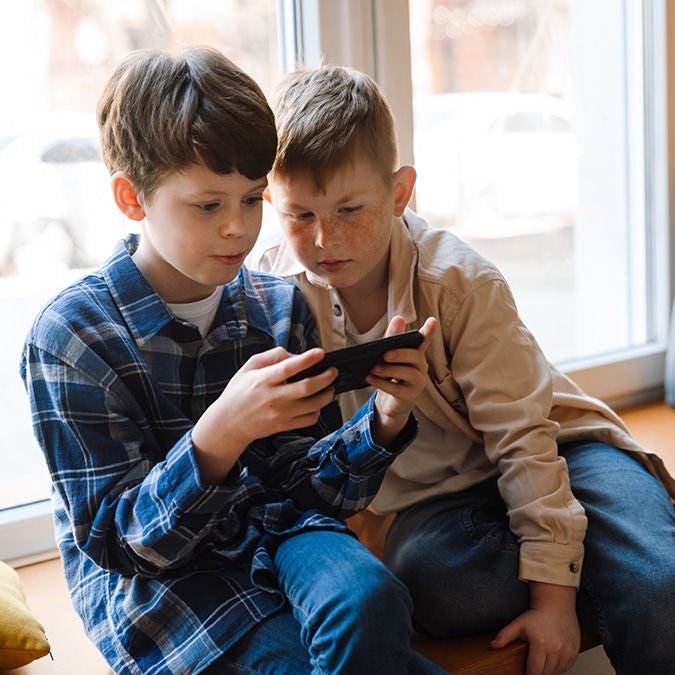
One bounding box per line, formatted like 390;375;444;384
167;287;223;338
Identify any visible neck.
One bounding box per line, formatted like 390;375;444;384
338;252;389;333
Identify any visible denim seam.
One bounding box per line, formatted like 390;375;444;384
579;575;621;672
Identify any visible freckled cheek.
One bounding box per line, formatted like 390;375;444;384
282;224;315;262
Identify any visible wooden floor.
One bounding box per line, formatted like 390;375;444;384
618;402;675;474
6;402;675;675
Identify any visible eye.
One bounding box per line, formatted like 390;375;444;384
243;195;264;207
340;205;362;215
197;201;220;213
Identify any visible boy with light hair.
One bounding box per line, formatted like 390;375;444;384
257;64;675;675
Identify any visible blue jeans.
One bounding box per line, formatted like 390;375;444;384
205;530;447;674
383;442;675;675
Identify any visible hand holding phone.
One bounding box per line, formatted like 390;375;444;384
288;330;424;394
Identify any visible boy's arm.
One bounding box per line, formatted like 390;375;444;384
21;339;260;578
444;278;584;669
267;316;436;519
263;393;417;519
447;277;587;585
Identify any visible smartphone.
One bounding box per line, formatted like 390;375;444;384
288;330;424;394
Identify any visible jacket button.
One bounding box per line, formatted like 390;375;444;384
333;304;342;317
569;561;580;573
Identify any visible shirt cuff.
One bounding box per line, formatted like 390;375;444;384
518;541;585;589
159;430;250;515
359;394;418;456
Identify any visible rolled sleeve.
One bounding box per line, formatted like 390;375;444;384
450;279;588;579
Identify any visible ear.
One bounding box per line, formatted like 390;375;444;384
262;186;272;204
111;172;146;222
391;165;416;217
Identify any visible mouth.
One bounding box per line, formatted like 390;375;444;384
318;258;350;273
212;253;245;266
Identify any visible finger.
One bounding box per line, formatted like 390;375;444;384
273;348;326;383
288;366;338;397
525;646;546;675
241;346;292;372
365;372;407;394
490;619;522;649
418;316;437;351
384;315;406;338
561;653;578;673
282;386;337;429
382;317;437;366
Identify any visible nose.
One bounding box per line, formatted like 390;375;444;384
314;216;340;249
218;209;247;238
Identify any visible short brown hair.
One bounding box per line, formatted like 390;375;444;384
272;65;398;190
97;46;277;197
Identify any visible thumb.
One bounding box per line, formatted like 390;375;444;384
418;317;437;352
385;315;406;337
490;620;522;650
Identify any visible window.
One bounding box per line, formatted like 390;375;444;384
406;0;669;404
1;0;670;560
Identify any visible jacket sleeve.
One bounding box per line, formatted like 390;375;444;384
446;276;587;587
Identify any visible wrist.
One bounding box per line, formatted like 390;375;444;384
529;581;577;613
192;410;248;484
371;398;411;448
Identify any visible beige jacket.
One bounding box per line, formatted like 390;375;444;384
255;209;674;587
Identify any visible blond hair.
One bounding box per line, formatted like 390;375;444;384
272;65;398;190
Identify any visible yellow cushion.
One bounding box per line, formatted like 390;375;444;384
0;561;51;669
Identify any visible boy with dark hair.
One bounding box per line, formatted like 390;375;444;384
20;48;443;675
257;64;675;675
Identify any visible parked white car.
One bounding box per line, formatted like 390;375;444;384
0;112;128;275
413;92;580;238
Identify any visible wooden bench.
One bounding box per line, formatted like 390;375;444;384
411;624;601;674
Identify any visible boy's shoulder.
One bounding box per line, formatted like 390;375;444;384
401;210;506;290
24;269;125;359
25;238;150;355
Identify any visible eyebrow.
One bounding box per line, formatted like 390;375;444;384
189;180;268;199
285;189;367;211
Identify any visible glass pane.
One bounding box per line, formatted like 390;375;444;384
409;0;647;364
0;0;280;511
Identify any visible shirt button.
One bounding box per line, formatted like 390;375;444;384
569;561;580;573
333;304;342;317
355;431;362;441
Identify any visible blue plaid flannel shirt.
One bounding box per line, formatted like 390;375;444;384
20;235;416;675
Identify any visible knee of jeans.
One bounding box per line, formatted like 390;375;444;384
387;539;528;638
351;565;414;626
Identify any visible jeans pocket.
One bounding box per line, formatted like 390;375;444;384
461;496;520;553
